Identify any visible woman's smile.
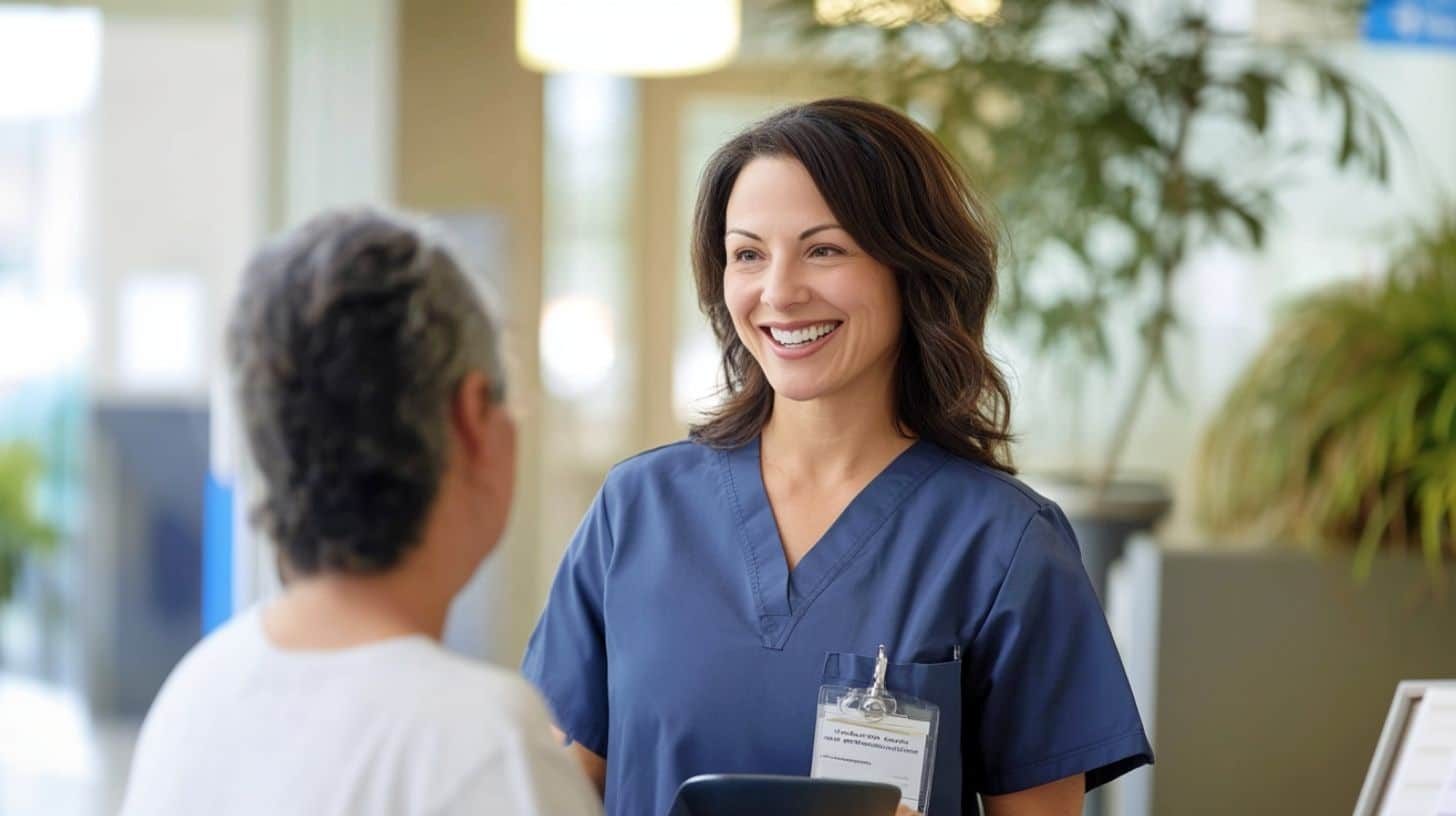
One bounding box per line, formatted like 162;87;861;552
760;319;844;358
722;156;902;403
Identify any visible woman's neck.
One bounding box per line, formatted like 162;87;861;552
759;372;912;485
261;564;451;651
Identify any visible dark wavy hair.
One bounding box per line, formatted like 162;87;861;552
688;97;1014;472
226;208;505;577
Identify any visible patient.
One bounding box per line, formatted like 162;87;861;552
120;208;602;816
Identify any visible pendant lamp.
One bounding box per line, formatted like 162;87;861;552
518;0;740;76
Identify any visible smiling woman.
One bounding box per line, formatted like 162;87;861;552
523;98;1152;816
721;157;901;402
690;98;1011;468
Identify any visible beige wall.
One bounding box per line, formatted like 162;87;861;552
91;11;264;402
395;0;545;660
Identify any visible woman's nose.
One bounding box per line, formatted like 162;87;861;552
760;258;811;311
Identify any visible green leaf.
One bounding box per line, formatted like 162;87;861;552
1420;483;1445;576
1194;211;1455;575
1227;197;1267;248
0;553;14;606
1394;375;1423;461
0;442;59;581
1354;493;1391;583
1433;378;1456;443
1236;71;1276;133
801;0;1403;497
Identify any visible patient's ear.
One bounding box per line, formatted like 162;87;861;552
449;371;499;466
449;371;516;527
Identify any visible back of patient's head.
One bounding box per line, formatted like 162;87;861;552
227;208;505;579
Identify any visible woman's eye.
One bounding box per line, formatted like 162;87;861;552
808;245;842;258
733;248;762;263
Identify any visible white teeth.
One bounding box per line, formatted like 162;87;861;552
769;322;839;346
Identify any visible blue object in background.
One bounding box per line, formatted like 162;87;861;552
202;471;233;634
152;512;200;617
1365;0;1456;48
92;403;209;716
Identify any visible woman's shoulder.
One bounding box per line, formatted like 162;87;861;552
930;447;1057;517
922;447;1080;558
600;438;721;492
321;644;559;754
147;606;267;699
404;650;555;727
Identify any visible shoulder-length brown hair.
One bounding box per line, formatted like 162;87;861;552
688;97;1014;472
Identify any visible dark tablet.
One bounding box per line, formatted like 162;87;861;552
667;774;902;816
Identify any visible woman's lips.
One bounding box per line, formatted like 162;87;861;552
759;321;842;360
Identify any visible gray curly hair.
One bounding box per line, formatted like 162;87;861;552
227;207;506;576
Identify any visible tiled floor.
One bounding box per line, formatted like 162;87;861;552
0;673;138;816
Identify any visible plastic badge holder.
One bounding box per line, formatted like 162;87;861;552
810;645;940;813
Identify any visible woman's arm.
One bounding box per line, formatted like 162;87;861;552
552;726;607;797
981;774;1084;816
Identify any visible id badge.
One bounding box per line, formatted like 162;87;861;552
810;645;940;813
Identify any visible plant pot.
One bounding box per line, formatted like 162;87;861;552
1106;541;1456;816
1023;474;1174;604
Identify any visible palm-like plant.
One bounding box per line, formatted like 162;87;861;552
788;0;1398;488
1196;212;1456;578
0;441;58;607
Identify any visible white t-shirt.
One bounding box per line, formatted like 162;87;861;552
120;606;602;816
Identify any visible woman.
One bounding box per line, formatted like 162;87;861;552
523;99;1152;816
122;209;601;816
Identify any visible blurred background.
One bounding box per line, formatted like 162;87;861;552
0;0;1452;814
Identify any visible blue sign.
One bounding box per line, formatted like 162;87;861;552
201;471;233;634
1366;0;1456;48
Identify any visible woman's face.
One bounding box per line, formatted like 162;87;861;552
723;156;902;405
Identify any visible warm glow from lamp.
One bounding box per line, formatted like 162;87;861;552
518;0;740;77
950;0;1002;21
815;0;1001;27
540;295;617;399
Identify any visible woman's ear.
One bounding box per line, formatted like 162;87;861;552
449;371;498;464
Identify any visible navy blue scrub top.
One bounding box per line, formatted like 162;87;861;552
523;438;1152;816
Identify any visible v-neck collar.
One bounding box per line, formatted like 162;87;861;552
718;436;949;650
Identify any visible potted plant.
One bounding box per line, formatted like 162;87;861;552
0;440;59;663
787;0;1399;597
1195;211;1456;578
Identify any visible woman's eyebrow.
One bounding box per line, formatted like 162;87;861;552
725;224;842;241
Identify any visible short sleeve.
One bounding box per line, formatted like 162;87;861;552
428;696;604;816
963;505;1153;796
521;486;614;758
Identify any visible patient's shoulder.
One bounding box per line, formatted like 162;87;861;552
383;645;555;752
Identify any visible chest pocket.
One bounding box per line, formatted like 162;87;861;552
821;650;963;816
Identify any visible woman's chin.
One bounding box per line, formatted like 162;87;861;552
766;375;835;404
